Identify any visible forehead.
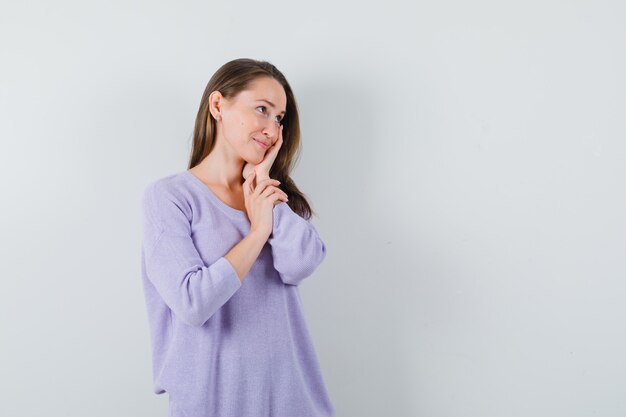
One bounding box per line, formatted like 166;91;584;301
238;77;287;110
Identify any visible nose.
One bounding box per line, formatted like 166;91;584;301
262;119;280;142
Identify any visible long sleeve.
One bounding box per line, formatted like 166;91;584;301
267;201;327;286
142;182;242;327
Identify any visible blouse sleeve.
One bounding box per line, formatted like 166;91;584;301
142;183;242;327
267;201;327;286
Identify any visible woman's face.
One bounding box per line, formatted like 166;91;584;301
216;76;287;164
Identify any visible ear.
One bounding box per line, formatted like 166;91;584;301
208;90;226;121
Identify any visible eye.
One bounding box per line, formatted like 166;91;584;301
257;106;283;123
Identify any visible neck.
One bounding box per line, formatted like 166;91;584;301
194;139;245;190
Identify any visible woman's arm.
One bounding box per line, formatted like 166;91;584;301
142;182;262;327
267;201;327;286
224;230;269;282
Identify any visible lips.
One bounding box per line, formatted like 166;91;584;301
254;138;269;148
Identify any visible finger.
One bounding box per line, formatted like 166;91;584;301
271;192;288;206
274;134;283;149
261;185;279;198
253;179;281;197
263;186;288;201
243;167;253;181
273;184;288;200
269;128;283;151
244;170;256;195
242;163;252;180
272;186;288;200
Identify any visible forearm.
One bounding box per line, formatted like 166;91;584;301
224;230;269;282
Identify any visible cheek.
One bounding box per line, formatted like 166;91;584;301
225;118;247;139
224;113;258;145
232;117;250;135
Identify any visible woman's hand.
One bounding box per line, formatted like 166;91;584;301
243;125;284;182
243;171;289;237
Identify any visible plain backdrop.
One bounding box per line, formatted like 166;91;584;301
1;0;625;416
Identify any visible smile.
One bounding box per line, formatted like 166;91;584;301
254;139;268;149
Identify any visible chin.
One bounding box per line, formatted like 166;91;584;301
242;154;264;165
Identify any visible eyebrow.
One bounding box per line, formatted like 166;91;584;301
257;99;286;115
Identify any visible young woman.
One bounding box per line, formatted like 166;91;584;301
140;58;335;417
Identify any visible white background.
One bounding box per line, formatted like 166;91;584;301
1;0;625;416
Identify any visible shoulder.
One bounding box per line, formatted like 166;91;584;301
144;170;191;199
142;171;194;219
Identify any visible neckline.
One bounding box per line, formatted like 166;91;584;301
182;170;248;221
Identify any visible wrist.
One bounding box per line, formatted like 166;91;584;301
248;226;271;241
